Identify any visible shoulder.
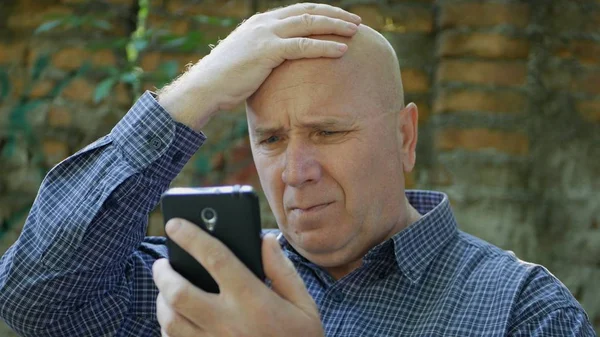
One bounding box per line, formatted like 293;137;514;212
452;231;588;330
448;231;533;283
453;231;572;298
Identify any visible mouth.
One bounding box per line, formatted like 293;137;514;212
289;202;334;214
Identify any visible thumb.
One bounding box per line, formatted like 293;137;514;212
262;234;316;313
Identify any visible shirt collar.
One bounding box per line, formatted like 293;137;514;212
278;190;458;283
388;190;458;283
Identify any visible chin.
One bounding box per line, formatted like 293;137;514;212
288;227;357;263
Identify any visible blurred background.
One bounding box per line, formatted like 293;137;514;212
0;0;599;335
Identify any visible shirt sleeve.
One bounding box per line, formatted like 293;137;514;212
0;91;206;337
509;308;596;337
508;265;596;337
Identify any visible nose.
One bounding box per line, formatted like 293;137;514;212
281;138;322;187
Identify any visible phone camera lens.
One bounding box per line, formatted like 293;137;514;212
201;207;217;231
203;209;215;220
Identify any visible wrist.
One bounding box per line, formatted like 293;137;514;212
157;69;218;133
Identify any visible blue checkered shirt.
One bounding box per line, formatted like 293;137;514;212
0;92;595;336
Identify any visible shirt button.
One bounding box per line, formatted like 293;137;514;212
150;137;162;150
331;291;344;303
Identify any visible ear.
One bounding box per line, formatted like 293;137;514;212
397;103;418;173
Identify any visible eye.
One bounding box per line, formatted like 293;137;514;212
318;130;339;137
262;135;281;145
313;129;349;144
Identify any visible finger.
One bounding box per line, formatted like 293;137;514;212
262;234;317;314
152;258;219;325
157;293;205;337
165;218;263;293
280;38;348;59
274;2;361;24
275;14;358;38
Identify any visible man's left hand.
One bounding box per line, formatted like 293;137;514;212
152;218;324;337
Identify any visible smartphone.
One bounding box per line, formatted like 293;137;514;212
160;185;265;293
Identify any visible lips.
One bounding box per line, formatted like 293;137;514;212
288;201;334;213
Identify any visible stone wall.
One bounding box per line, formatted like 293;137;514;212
1;0;599;335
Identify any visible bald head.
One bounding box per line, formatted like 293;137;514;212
246;26;420;277
248;25;404;114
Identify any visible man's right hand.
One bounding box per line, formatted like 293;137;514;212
157;3;361;132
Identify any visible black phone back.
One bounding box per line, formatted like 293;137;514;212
161;186;264;293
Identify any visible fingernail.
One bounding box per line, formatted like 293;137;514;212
166;219;181;233
351;14;361;22
347;23;358;31
339;44;348;52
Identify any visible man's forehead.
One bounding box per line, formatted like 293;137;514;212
265;81;336;105
254;59;352;100
248;100;357;124
247;24;404;122
249;115;358;137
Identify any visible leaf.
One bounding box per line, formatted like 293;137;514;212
9;100;43;135
233;119;249;137
126;43;138;63
0;205;31;241
139;5;149;19
161;31;205;53
194;15;239;27
34;20;62;34
194;155;211;175
67;16;85;28
120;71;139;84
49;76;74;97
88;38;129;50
77;60;92;76
133;39;148;52
219;18;237;27
93;78;116;103
31;54;50;81
92;19;112;31
161;36;187;49
158;60;179;79
180;31;204;52
0;69;10;100
49;61;90;97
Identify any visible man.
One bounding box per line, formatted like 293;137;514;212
0;3;595;337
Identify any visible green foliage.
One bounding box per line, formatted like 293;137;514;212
30;53;50;81
2;55;88;160
0;69;9;100
161;31;207;52
0;0;247;240
34;20;63;34
194;15;239;27
34;15;113;35
158;60;179;79
51;61;91;97
94;78;117;103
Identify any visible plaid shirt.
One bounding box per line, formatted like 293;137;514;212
0;92;595;337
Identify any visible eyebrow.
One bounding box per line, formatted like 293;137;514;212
252;118;354;138
252;126;286;139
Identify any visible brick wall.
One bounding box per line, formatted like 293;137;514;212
1;0;599;335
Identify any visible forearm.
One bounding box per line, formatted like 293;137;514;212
0;92;205;336
157;61;219;133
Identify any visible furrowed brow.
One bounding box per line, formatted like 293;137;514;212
300;118;354;130
252;126;285;138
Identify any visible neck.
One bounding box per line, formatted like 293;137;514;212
325;197;422;280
